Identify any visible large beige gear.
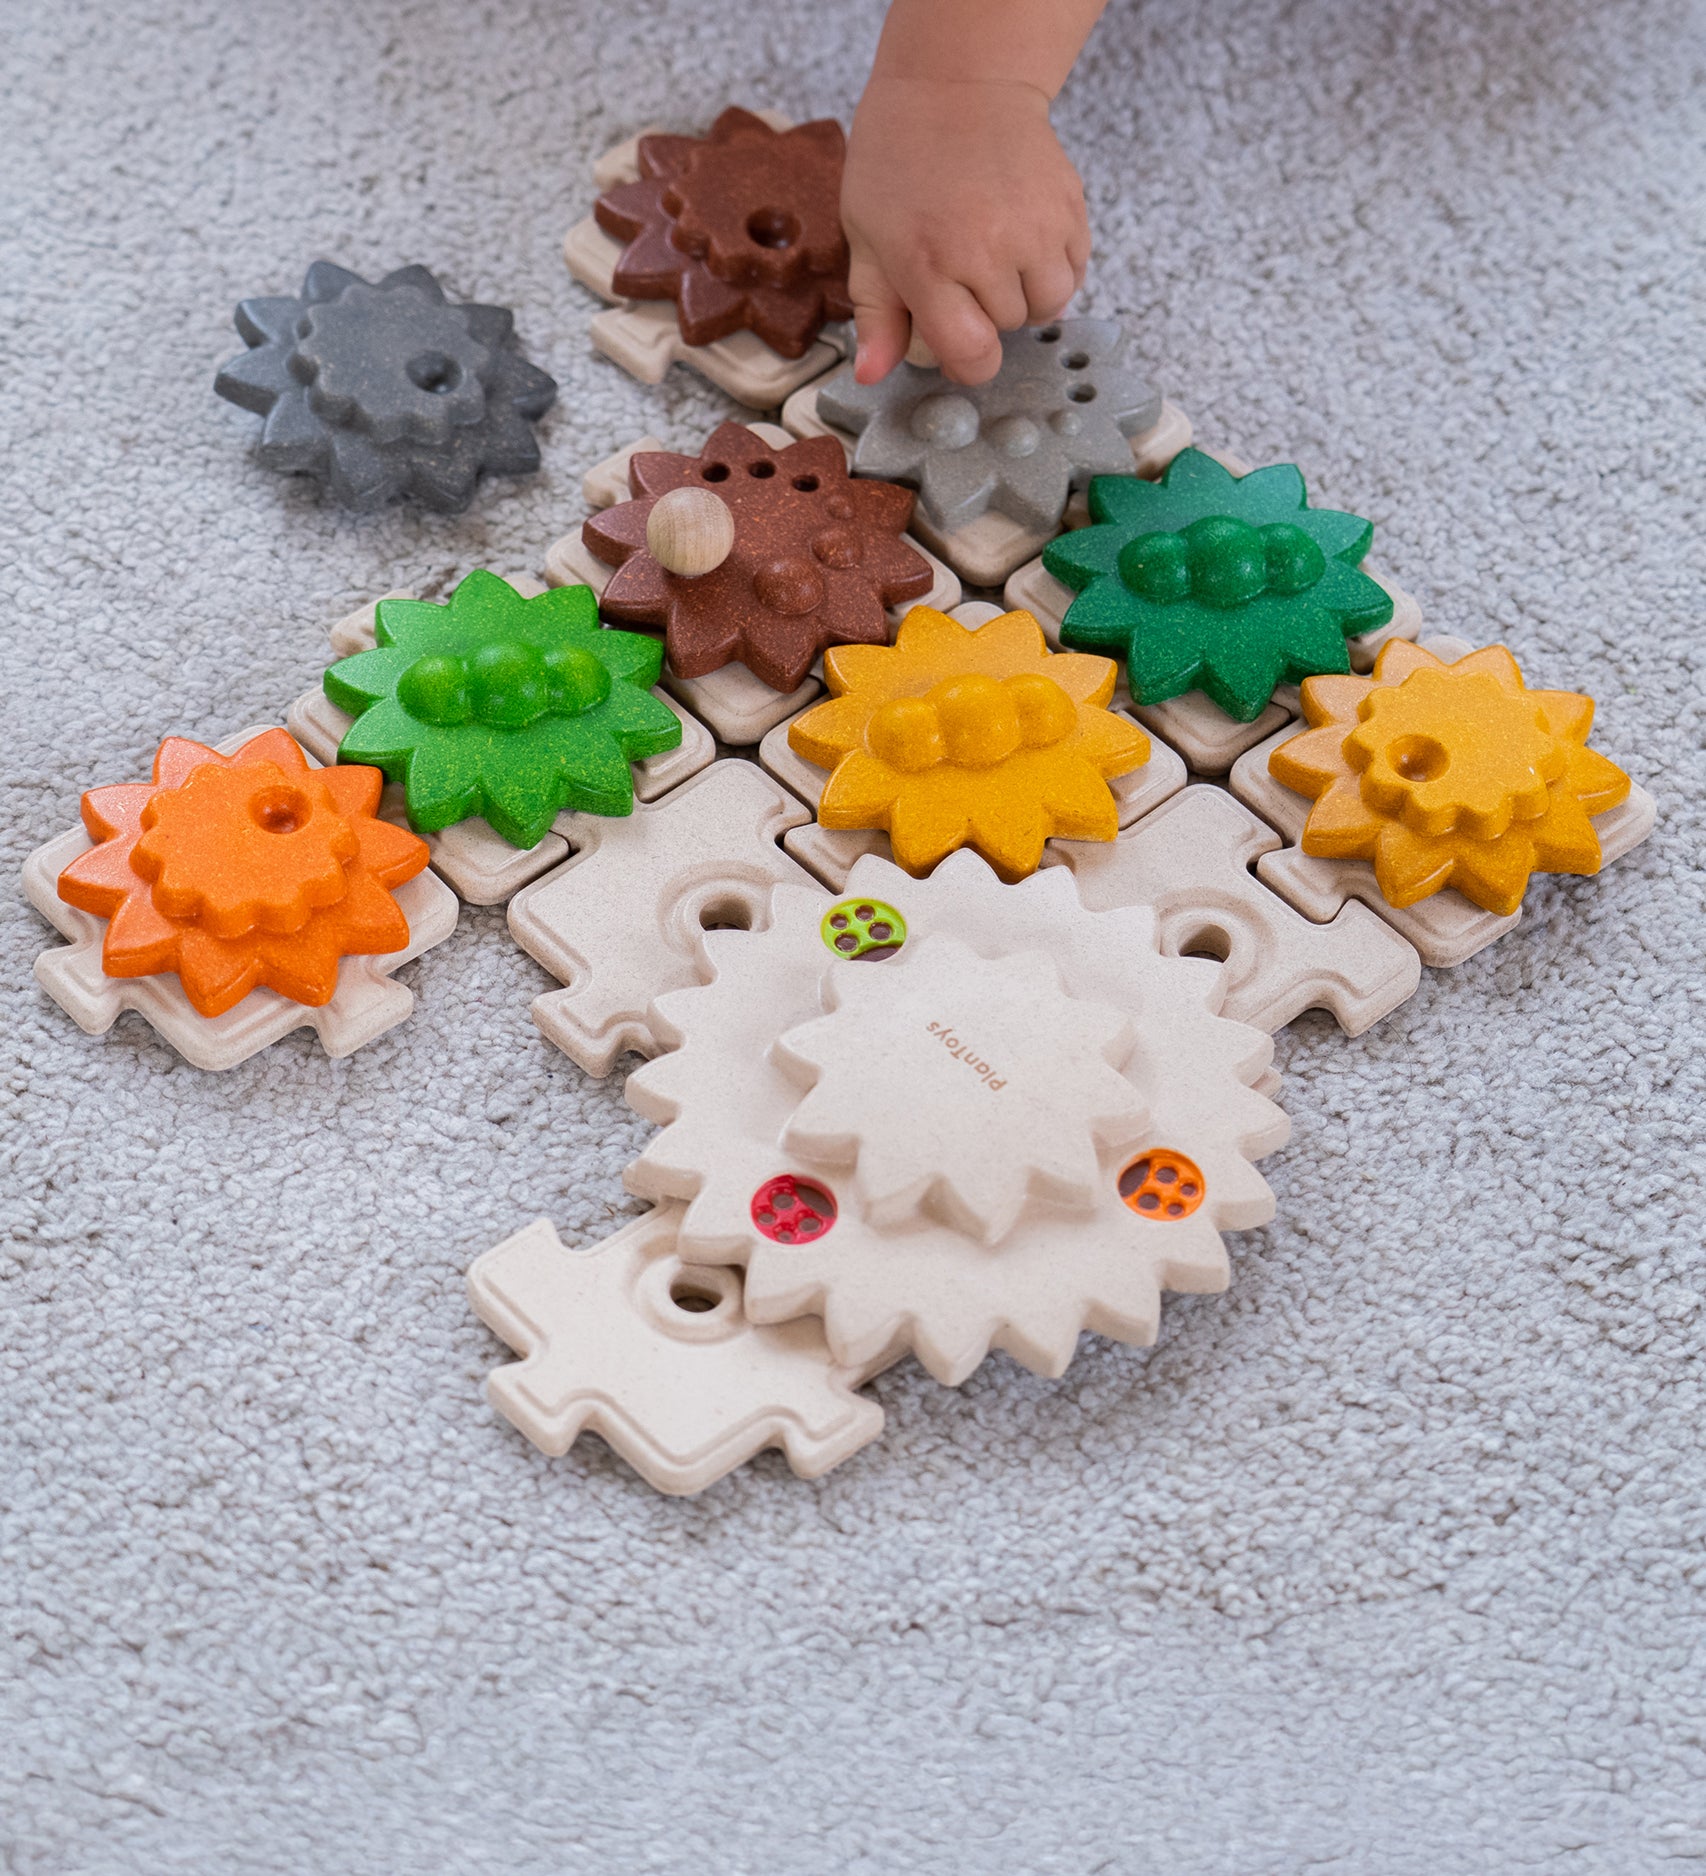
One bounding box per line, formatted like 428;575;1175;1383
623;850;1290;1385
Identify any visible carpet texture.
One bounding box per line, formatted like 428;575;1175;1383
5;0;1704;1868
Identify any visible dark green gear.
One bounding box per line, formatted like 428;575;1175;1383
1042;448;1393;721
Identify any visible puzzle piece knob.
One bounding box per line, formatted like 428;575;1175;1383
647;487;736;579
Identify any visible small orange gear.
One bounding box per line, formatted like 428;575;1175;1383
1117;1151;1206;1220
57;730;430;1016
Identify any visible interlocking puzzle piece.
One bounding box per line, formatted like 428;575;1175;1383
564;111;850;408
469;1205;886;1493
25;726;458;1070
1004;550;1421;774
594;107;851;356
625;855;1288;1384
1045;784;1422;1036
546;421;960;745
507;759;818;1077
781;605;1152;881
758;600;1187;889
1228;638;1657;967
583;422;936;694
287;588;714;906
214;262;556;512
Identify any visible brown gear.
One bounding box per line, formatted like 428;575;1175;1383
593;107;853;358
582;423;935;696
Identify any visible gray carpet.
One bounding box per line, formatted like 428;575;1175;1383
5;0;1704;1868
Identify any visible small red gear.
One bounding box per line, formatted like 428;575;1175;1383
750;1175;838;1245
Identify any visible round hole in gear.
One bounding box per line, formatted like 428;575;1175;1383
750;1175;838;1244
406;351;461;395
668;1279;725;1314
1117;1150;1206;1221
1036;325;1062;344
1391;733;1450;783
821;898;907;960
701;462;730;483
746;208;800;250
249;786;311;835
698;893;753;932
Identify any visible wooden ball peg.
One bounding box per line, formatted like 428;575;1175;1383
646;487;736;578
904;331;939;370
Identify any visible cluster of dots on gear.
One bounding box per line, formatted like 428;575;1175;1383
750;1175;839;1244
1117;1151;1206;1220
1118;519;1329;610
395;640;613;729
867;673;1078;774
817;317;1163;535
821;898;907;958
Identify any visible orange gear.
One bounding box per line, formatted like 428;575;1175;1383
1118;1151;1206;1220
57;729;430;1016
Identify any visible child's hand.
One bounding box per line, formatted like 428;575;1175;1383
843;76;1090;386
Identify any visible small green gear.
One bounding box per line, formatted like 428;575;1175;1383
325;570;681;847
821;898;906;959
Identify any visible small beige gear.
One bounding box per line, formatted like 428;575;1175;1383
623;851;1289;1384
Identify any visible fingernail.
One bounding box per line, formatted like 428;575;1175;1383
854;341;872;380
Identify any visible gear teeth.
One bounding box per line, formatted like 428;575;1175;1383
627;846;1289;1385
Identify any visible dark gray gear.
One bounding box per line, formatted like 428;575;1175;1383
817;319;1162;536
214;262;558;513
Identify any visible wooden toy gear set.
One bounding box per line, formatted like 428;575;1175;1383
26;104;1656;1493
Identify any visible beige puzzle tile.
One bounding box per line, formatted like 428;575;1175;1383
508;759;819;1077
1045;784;1422;1036
564;115;848;410
24;726;459;1071
284;586;714;905
624;854;1289;1385
779;383;1197;587
757;603;1188;890
546;422;961;745
1226;636;1658;969
470;1203;886;1494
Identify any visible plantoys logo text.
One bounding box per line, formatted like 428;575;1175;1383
925;1021;1006;1091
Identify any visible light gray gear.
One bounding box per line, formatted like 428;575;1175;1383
816;318;1162;536
214;262;557;513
